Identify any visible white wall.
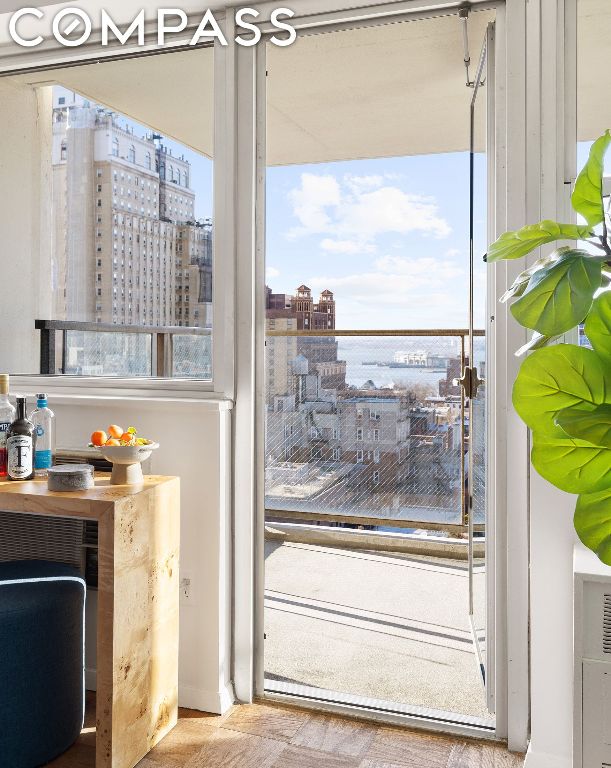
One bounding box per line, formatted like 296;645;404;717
0;79;52;374
527;475;576;768
50;394;234;713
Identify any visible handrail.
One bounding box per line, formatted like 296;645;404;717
35;319;210;335
266;328;485;337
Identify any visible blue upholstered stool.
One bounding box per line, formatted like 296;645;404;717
0;560;86;768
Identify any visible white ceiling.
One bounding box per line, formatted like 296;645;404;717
9;1;609;166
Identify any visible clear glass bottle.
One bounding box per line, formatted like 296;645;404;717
0;375;15;479
31;393;55;478
6;397;35;481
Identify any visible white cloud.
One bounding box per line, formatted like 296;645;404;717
344;174;384;193
286;172;451;247
287;173;341;236
320;238;376;255
266;266;280;280
307;256;468;327
374;255;462;278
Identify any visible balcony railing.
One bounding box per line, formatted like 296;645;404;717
35;319;211;379
265;328;485;544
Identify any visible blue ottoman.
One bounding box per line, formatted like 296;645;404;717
0;560;86;768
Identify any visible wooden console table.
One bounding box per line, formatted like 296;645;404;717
0;475;180;768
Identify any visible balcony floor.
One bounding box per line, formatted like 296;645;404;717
264;540;492;724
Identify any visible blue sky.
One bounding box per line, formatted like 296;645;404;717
265;152;488;330
171;145;487;330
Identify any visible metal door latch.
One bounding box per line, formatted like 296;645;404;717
454;366;484;399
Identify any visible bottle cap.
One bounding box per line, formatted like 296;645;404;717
36;393;48;405
0;374;8;395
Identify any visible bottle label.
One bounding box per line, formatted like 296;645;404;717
0;421;9;449
34;449;52;470
7;436;33;479
36;425;45;438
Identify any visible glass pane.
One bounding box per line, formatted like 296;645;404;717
3;47;214;379
63;330;151;377
264;13;495;724
266;333;464;526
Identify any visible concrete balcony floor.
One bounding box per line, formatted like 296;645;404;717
264;540;492;724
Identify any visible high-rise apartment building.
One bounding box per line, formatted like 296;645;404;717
51;92;211;328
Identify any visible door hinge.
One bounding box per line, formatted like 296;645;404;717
456;365;484;399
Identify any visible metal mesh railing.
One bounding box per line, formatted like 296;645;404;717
265;329;485;533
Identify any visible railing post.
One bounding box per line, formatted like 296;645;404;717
38;323;56;375
155;333;165;377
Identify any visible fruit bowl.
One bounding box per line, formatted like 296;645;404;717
93;442;159;485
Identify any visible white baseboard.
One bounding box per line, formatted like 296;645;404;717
523;743;572;768
178;682;235;714
85;667;234;715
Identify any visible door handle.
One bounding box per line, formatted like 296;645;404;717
454;365;484;399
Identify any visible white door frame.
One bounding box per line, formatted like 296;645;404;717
228;0;576;751
240;0;518;744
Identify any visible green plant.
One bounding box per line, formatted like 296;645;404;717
488;130;611;563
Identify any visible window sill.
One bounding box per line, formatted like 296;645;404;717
9;375;233;408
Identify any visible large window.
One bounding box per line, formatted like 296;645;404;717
4;47;214;380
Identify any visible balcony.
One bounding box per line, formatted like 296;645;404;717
265;328;488;723
35;319;212;379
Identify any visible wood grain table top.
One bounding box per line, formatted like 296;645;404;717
0;475;179;518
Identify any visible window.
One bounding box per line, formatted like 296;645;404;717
356;427;363;441
373;449;380;463
311;448;322;460
373;429;380;441
309;426;317;438
5;48;216;381
332;448;340;461
370;409;380;421
372;471;380;485
356;450;364;463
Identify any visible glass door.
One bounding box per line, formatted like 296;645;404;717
465;24;493;708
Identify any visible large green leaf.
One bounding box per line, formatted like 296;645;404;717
572;130;611;227
510;250;602;335
584;290;611;359
500;251;564;303
531;431;611;494
486;221;591;263
512;344;609;434
556;403;611;447
574;488;611;564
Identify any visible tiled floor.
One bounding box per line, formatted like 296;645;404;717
48;692;524;768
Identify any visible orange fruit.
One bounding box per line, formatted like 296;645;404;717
91;430;107;447
108;425;123;439
120;432;135;444
105;438;120;446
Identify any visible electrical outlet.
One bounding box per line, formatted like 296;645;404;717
180;575;192;604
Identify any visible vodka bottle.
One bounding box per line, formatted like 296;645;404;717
0;375;15;478
6;397;35;481
31;393;55;478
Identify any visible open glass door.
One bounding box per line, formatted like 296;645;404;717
465;24;494;711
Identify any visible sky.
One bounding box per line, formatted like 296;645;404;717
265;153;488;330
61;87;598;334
